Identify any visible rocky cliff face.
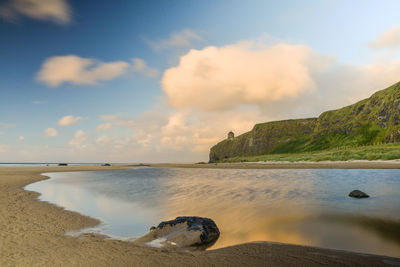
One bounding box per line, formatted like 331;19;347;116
314;82;400;143
209;82;400;162
209;119;317;162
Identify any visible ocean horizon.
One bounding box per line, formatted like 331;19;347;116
0;162;136;166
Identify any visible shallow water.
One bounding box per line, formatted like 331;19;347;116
26;167;400;257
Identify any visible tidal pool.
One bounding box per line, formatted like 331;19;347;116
26;167;400;257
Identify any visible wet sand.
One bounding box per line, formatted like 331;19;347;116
1;165;400;266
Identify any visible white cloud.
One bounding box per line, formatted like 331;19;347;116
132;58;159;77
37;55;158;87
58;115;84;126
0;0;71;24
69;130;89;148
370;26;400;50
37;55;130;87
18;136;24;141
45;128;58;137
96;122;114;131
162;42;320;111
145;29;204;51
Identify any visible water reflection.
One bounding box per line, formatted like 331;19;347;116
26;168;400;257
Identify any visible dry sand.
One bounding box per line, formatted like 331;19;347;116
1;165;400;266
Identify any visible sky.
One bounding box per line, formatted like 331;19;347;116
1;0;400;163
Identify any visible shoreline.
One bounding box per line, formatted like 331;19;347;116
1;165;399;266
148;160;400;169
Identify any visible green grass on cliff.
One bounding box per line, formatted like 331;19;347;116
217;143;400;162
269;123;388;153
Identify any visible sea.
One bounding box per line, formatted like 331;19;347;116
0;163;132;166
25;167;400;257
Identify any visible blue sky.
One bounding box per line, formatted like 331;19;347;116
1;0;400;162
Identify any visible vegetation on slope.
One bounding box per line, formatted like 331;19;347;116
216;143;400;162
210;82;400;162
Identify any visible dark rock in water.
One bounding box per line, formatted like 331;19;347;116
101;163;111;166
349;190;369;198
58;163;68;166
134;216;220;250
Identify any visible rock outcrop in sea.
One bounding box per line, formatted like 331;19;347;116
349;190;370;198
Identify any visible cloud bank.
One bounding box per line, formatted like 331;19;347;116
77;108;267;162
0;0;71;24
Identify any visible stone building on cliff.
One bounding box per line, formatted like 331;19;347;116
227;131;234;140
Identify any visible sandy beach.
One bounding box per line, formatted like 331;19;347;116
1;165;400;266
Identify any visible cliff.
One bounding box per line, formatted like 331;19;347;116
209;81;400;162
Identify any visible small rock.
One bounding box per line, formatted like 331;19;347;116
349;190;369;198
134;216;220;250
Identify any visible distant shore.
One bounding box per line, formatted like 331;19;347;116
148;160;400;169
1;165;399;266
